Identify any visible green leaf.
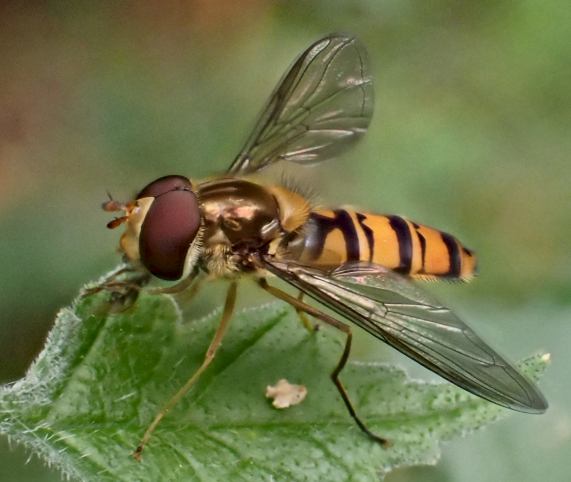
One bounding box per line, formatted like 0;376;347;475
0;274;549;481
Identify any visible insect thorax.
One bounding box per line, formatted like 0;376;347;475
196;178;310;277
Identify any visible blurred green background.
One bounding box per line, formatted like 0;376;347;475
0;1;569;480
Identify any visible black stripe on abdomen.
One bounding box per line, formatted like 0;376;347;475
334;210;360;261
388;215;412;274
441;232;461;277
305;210;360;261
356;212;374;262
412;222;426;273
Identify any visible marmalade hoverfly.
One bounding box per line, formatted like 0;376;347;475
101;34;547;458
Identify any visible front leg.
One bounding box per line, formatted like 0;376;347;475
83;265;150;311
84;266;200;312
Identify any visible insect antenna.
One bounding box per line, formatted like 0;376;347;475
102;190;131;212
106;216;128;229
102;191;134;229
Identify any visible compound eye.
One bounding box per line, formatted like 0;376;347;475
136;175;192;199
139;188;200;280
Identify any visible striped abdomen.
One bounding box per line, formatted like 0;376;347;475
291;208;477;280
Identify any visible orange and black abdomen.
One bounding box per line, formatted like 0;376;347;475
295;209;477;280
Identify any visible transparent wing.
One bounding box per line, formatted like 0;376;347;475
263;259;547;413
227;34;373;175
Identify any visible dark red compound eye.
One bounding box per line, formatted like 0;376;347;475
136;175;193;199
138;176;201;280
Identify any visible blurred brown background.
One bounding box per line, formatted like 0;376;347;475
0;1;569;481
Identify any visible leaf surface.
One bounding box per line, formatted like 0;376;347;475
0;280;549;481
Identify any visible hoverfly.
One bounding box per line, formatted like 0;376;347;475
102;34;547;458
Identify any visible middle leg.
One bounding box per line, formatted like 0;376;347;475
295;291;318;332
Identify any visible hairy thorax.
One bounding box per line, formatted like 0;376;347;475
201;244;242;278
196;177;310;278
